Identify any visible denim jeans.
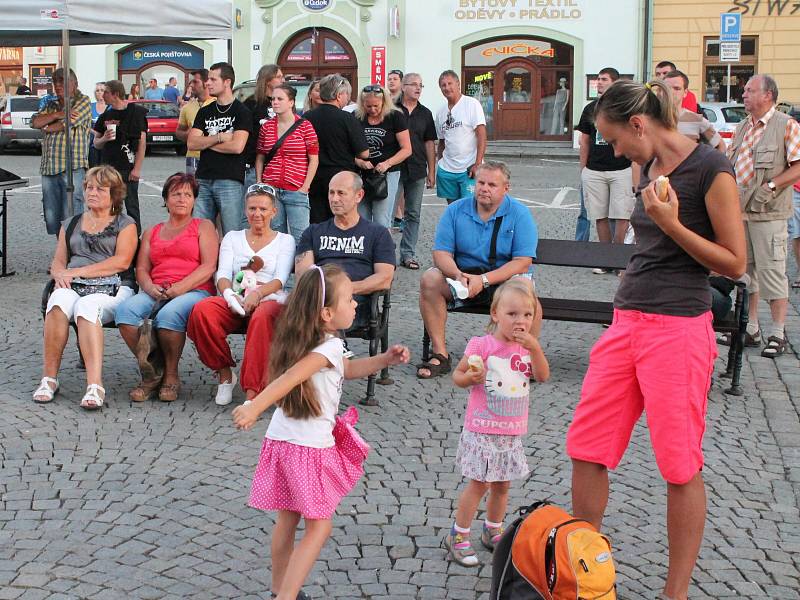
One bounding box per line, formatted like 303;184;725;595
195;178;245;235
41;169;85;235
575;184;590;242
358;170;400;228
398;175;426;261
272;188;310;246
115;289;211;332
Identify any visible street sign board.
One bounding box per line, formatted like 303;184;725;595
720;13;741;42
720;41;741;62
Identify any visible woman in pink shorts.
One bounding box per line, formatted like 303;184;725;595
566;79;746;600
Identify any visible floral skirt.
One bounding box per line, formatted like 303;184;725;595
456;429;530;482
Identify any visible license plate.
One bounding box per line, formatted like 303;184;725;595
152;135;172;141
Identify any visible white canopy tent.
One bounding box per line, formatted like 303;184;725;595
0;0;233;211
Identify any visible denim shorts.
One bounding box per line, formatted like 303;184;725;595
115;289;211;332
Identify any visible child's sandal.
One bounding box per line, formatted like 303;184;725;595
444;532;480;567
480;523;505;551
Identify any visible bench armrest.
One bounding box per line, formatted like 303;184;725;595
41;279;55;318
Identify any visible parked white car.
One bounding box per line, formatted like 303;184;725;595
0;94;42;152
697;102;747;148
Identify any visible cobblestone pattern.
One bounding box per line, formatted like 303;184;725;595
0;154;798;599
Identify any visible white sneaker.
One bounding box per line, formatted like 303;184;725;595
214;372;238;406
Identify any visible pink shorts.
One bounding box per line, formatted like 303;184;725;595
566;309;717;484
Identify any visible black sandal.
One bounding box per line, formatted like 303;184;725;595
761;335;788;358
401;258;420;270
416;352;452;379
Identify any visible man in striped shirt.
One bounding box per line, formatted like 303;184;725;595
31;68;92;235
664;70;726;152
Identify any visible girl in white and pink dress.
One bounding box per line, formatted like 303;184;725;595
232;264;409;600
445;278;550;568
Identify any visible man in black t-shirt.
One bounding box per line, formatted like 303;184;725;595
188;62;252;235
576;67;635;264
92;79;148;232
296;171;395;324
396;73;437;269
304;74;369;224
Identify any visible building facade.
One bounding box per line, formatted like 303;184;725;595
234;0;647;141
652;0;800;104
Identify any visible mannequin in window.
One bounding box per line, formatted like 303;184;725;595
550;78;569;135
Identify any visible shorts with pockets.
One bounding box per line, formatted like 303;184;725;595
566;308;717;485
436;166;474;202
581;167;635;221
745;219;789;300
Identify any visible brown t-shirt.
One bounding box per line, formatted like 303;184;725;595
614;143;735;317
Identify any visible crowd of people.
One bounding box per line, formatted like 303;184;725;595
27;58;800;600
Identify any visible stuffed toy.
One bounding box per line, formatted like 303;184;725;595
232;256;264;298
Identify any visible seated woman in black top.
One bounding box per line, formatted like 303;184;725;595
354;84;412;228
565;79;745;600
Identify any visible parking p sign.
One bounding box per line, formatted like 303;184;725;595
720;13;741;43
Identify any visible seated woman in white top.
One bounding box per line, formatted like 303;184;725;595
187;186;295;405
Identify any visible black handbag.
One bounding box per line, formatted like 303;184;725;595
361;169;388;201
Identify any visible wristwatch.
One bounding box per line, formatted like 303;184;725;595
767;180;777;194
481;274;490;289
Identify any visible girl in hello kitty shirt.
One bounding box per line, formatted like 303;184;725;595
444;278;550;567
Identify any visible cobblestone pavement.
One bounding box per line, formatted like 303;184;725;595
1;151;799;599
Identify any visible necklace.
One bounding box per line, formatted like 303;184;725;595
215;100;233;114
85;212;111;233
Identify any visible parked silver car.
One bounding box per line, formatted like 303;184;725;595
0;94;42;152
697;102;747;147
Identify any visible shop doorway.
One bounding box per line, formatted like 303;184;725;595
462;36;573;141
494;60;536;139
278;28;358;89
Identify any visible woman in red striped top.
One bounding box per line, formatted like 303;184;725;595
255;84;320;244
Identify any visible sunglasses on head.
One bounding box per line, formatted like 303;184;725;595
388;70;404;77
247;183;277;196
362;85;384;94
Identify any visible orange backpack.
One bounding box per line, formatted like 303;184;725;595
491;501;617;600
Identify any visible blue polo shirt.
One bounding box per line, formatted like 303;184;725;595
433;194;538;271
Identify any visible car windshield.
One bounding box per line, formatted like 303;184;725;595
12;97;41;112
139;102;179;118
722;107;747;123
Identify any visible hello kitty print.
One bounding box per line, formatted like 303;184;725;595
463;335;531;436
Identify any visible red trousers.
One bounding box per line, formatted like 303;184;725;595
187;296;284;394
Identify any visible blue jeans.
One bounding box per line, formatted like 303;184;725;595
399;175;426;261
195;178;245;235
115;289;211;332
272;188;310;246
358;170;400;228
41;169;85;235
575;184;590;242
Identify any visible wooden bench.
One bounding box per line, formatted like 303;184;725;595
422;238;749;396
41;280;393;405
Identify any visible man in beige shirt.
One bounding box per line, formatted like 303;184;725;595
176;68;214;175
664;70;726;152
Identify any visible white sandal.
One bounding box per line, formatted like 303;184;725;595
32;377;59;403
214;372;238;406
80;384;105;410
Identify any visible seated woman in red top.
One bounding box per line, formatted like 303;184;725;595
255;83;319;245
115;173;219;402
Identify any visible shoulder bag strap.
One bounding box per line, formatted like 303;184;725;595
488;215;504;271
262;118;305;167
63;214;82;265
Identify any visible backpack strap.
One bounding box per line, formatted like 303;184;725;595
488;215;504;271
63;214;82;265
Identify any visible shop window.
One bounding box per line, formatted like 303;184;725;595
702;36;757;103
324;39;350;62
464;69;494;138
540;71;571;136
503;68;531;102
287;37;313;62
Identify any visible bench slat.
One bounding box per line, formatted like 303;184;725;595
535;239;634;270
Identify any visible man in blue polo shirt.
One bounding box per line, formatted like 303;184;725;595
417;160;539;378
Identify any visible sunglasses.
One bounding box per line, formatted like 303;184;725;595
362;85;384;94
445;111;454;127
247;183;277;196
388;70;404;77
